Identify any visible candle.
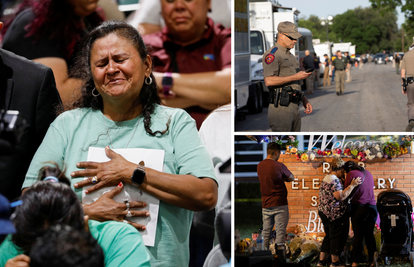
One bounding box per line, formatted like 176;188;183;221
411;141;414;154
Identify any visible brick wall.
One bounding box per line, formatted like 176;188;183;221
279;153;414;231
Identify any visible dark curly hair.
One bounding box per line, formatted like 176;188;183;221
1;0;103;61
11;164;83;255
344;160;365;173
30;224;104;267
69;20;169;136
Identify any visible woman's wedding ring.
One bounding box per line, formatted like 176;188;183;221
123;220;128;224
125;201;130;209
91;176;98;183
126;210;133;218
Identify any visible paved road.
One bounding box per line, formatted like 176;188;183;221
235;62;408;132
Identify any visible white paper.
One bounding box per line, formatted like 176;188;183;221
82;147;164;247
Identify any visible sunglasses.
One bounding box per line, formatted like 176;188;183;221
283;34;297;41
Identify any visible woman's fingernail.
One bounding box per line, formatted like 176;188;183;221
85;190;88;194
143;203;147;207
146;212;150;216
74;183;78;188
71;172;75;176
142;226;146;230
106;146;110;150
76;163;80;167
118;182;123;187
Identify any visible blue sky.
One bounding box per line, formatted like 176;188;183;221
281;0;405;27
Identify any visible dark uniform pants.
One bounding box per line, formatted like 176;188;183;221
335;70;346;94
406;83;414;121
306;73;314;93
268;103;300;131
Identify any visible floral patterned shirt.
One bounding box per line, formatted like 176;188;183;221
318;175;347;222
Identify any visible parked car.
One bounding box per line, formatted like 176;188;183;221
374;53;387;64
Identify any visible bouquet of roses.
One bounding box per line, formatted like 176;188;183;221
332;148;342;156
343;148;352;156
322;150;331;156
296;151;309;162
357;151;367;161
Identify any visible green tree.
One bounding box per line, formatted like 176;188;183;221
298;7;398;54
370;0;414;51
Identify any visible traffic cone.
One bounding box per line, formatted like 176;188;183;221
355;61;358;67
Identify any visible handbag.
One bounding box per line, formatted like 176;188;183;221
344;170;365;214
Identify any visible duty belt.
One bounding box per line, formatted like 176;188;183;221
268;86;304;108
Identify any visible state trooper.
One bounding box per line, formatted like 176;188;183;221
401;43;414;131
263;21;313;132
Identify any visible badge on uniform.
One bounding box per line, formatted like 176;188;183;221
265;54;275;64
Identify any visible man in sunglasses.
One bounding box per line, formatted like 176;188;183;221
262;21;313;131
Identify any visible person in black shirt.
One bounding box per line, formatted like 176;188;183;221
314;53;321;87
303;50;315;94
395;53;401;74
345;52;352;82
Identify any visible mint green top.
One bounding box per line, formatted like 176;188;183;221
22;104;216;266
0;220;150;267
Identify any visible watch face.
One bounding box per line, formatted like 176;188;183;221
131;168;145;185
162;76;173;96
162;76;173;87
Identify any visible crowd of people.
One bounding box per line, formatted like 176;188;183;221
257;143;378;267
0;0;231;266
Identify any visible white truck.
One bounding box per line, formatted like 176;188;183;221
332;42;356;64
332;42;351;55
235;0;258;116
313;42;333;77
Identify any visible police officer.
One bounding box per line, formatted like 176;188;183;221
401;43;414;131
331;50;349;95
263;21;313;132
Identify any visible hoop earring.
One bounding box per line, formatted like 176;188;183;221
92;88;100;97
145;76;152;85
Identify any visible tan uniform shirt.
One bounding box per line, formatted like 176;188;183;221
262;43;301;91
401;50;414;77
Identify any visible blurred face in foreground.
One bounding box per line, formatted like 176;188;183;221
161;0;212;45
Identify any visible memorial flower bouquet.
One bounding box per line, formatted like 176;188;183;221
343;148;352;156
383;141;400;158
286;135;299;148
402;135;413;147
332;148;342;156
296;151;309;162
357;151;367;161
